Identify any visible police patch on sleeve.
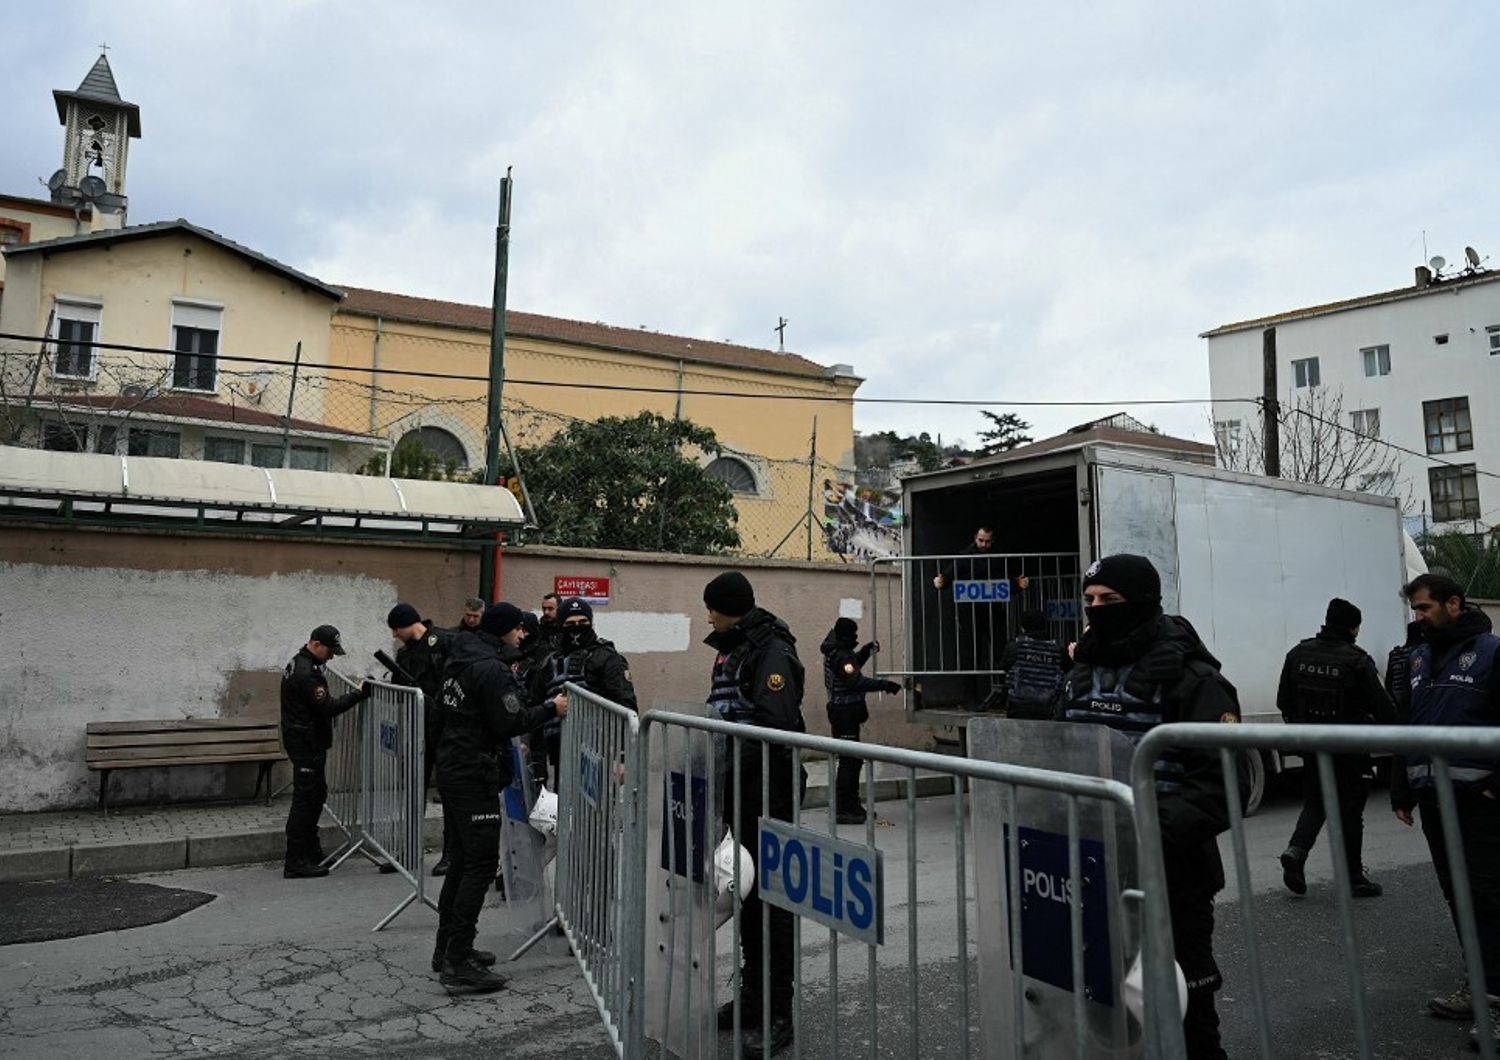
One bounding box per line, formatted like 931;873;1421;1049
314;685;328;702
1218;711;1238;724
767;673;786;692
502;692;522;715
843;662;856;675
428;634;438;647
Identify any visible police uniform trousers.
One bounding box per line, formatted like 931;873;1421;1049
831;719;865;812
1419;788;1500;997
1288;754;1369;873
1166;848;1226;1060
284;752;328;865
724;743;798;1016
435;789;503;960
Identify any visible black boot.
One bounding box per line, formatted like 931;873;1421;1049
431;856;450;877
1279;846;1307;896
432;945;497;973
283;860;329;879
742;1013;794;1058
440;952;509;993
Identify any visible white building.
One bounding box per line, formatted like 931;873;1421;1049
1205;259;1500;532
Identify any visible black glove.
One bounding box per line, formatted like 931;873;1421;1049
880;680;902;694
861;640;881;655
357;680;374;701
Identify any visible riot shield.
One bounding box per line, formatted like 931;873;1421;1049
968;718;1139;1058
499;738;560;950
643;705;720;1058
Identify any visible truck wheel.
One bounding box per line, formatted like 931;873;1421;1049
1242;750;1266;817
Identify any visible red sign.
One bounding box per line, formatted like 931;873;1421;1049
554;575;611;605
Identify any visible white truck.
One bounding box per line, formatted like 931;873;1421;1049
870;440;1423;811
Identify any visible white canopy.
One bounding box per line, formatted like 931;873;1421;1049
0;445;524;532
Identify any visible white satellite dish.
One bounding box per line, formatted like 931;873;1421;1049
1466;246;1482;269
1430;255;1447;274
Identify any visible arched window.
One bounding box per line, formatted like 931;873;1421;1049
705;456;758;494
399;426;467;468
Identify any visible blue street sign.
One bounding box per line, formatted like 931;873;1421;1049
379;721;398;756
953;579;1011;604
758;818;884;945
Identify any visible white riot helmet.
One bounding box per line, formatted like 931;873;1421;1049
713;832;755;901
1122;951;1189;1039
529;786;559;837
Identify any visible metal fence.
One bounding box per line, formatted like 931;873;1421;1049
323;671;436;931
1132;722;1500;1060
552;684;644;1054
869;553;1083;708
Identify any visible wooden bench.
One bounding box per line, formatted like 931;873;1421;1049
85;719;286;811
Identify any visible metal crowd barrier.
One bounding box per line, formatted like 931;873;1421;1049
869;553;1082;700
552;683;645;1056
323;671;436;931
1132;722;1500;1060
633;710;1138;1060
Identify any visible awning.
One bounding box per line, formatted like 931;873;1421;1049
0;445;524;540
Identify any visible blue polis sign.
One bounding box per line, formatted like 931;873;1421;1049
953;579;1011;604
758;819;884;945
379;721;399;756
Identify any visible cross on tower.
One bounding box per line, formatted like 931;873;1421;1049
775;317;789;351
98;41;110;54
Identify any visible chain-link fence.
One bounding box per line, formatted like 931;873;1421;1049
0;334;885;562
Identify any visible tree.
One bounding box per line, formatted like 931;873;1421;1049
1420;531;1500;599
1215;388;1406;502
854;430;944;472
361;435;464;480
503;411;741;554
975;411;1033;455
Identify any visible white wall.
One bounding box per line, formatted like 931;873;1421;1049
1207;276;1500;527
0;562;396;811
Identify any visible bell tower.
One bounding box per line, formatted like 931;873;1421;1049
49;52;141;229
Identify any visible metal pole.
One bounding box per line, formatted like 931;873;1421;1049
479;170;513;599
806;417;818;560
1262;327;1280;478
280;341;303;469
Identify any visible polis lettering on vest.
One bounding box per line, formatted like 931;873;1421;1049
758;818;884;945
953;579;1012;604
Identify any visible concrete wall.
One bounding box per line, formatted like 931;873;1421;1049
0;527;477;812
0;527;912;812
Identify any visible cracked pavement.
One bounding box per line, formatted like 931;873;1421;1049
0;860;613;1059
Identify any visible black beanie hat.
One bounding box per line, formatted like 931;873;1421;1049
1020;609;1047;635
1081;554;1162;603
704;571;755;617
1326;597;1362;629
833;617;858;647
386;602;421;629
560;597;594;624
480;602;525;638
519;612;541;636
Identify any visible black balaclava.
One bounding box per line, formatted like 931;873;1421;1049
1080;554;1163;641
833;617;858;648
559;597;597;651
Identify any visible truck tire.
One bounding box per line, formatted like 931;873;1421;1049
1242;749;1266;817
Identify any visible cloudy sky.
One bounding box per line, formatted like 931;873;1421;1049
5;2;1495;446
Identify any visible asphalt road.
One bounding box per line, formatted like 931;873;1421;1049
0;776;1483;1058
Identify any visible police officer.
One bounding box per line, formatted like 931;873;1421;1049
994;608;1067;719
528;597;637;789
704;571;804;1059
931;525;999;704
1386;618;1424;717
819;617;900;825
1275;598;1394;898
1061;555;1238;1060
434;602;567;993
387;602;457;877
1391;574;1500;1044
281;625;370;879
540;592;562;650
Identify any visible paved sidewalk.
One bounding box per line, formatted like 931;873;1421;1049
0;760;952;883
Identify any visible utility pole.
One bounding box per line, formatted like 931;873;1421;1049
805;417;818;560
1262;327;1280;478
479;171;513;601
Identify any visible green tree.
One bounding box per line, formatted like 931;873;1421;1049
1420;531;1500;599
505;412;741;554
361;435;463;480
976;411;1033;455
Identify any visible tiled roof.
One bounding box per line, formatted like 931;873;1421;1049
4;220;341;299
21;391;372;439
54;55;141;137
336;286;842;382
1201;270;1500;338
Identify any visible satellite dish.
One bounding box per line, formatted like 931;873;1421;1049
78;175;106;201
46;169;67;192
1467;246;1482;268
1430;255;1447;274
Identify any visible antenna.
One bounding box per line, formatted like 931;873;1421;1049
1466;246;1482;269
1430;255;1447;276
78;175;106;202
46;169;67;193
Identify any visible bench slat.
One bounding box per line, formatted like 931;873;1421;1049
87;750;285;771
87;741;284;765
88;729;280;750
85;719;278;734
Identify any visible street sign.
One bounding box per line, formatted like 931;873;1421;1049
758;818;884;945
953;579;1011;604
555;575;611;605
